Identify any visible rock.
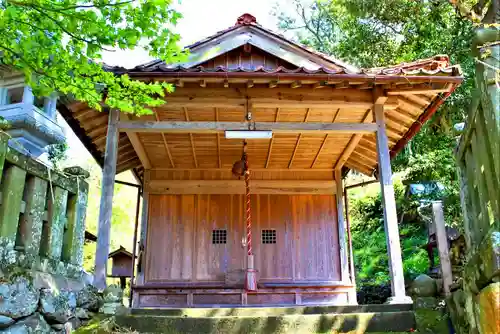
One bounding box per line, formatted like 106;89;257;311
99;302;123;315
59;318;81;333
51;324;64;331
414;296;439;309
39;289;76;324
477;282;500;334
63;166;90;179
0;316;14;329
0;313;52;334
76;285;100;311
411;274;437;297
0;277;40;319
102;284;122;303
75;308;89;320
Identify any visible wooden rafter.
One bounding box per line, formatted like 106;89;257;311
251;99;398;110
310;108;341;168
387;87;450;96
121;113;152;170
154;111;175;168
118;121;377;134
288;108;311;168
215;107;221;168
265;108;279;168
183;107;198;168
333;110;373;171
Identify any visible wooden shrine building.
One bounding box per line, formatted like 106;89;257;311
59;14;462;308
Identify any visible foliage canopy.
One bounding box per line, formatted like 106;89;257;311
0;0;186;115
274;0;476;226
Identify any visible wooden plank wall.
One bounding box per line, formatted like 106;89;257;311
145;194;340;283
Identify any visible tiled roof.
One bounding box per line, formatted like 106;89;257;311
128;55;460;77
107;14;460;78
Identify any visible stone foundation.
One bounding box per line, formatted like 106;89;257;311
447;230;500;334
0;270;124;333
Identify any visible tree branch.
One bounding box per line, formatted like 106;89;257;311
27;4;115;52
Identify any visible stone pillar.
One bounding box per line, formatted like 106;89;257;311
62;167;89;266
43;93;58;119
0;88;8;105
22;85;34;104
373;90;412;304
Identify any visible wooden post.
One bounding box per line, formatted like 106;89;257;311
94;109;120;290
132;170;149;307
432;201;453;296
335;169;349;283
373;90;412;304
344;186;358;305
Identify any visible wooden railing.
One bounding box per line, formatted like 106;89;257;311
456;28;499;249
0;132;89;276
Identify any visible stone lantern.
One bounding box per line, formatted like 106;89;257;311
0;74;65;160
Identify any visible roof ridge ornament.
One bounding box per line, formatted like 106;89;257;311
236;13;257;26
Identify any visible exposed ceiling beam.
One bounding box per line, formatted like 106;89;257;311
117;121;378;134
387;88;451;96
152;167;335;172
310;108;341;168
251;99;398;110
154;110;175;168
334;110;373;170
146;180;337;195
215;107;221;168
288;108;311;168
183;107;198;168
265;108;279;168
120;113;152;169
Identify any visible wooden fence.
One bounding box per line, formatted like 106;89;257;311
0;132;89;272
456;29;499;250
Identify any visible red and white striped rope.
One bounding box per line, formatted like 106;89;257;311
245;156;252;256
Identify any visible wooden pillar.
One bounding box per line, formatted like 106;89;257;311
344;186;358;305
94;109;120;290
432;201;453;296
373;91;412;304
132;169;150;307
335;169;349;283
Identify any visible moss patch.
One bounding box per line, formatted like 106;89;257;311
76;308;449;334
75;316;139;334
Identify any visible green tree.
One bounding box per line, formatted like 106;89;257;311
0;0;186;115
274;0;475;225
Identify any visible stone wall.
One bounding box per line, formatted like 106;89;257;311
447;230;500;334
0;272;124;333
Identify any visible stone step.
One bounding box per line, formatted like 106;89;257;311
116;305;416;333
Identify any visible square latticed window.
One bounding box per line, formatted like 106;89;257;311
262;229;277;244
212;229;227;244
